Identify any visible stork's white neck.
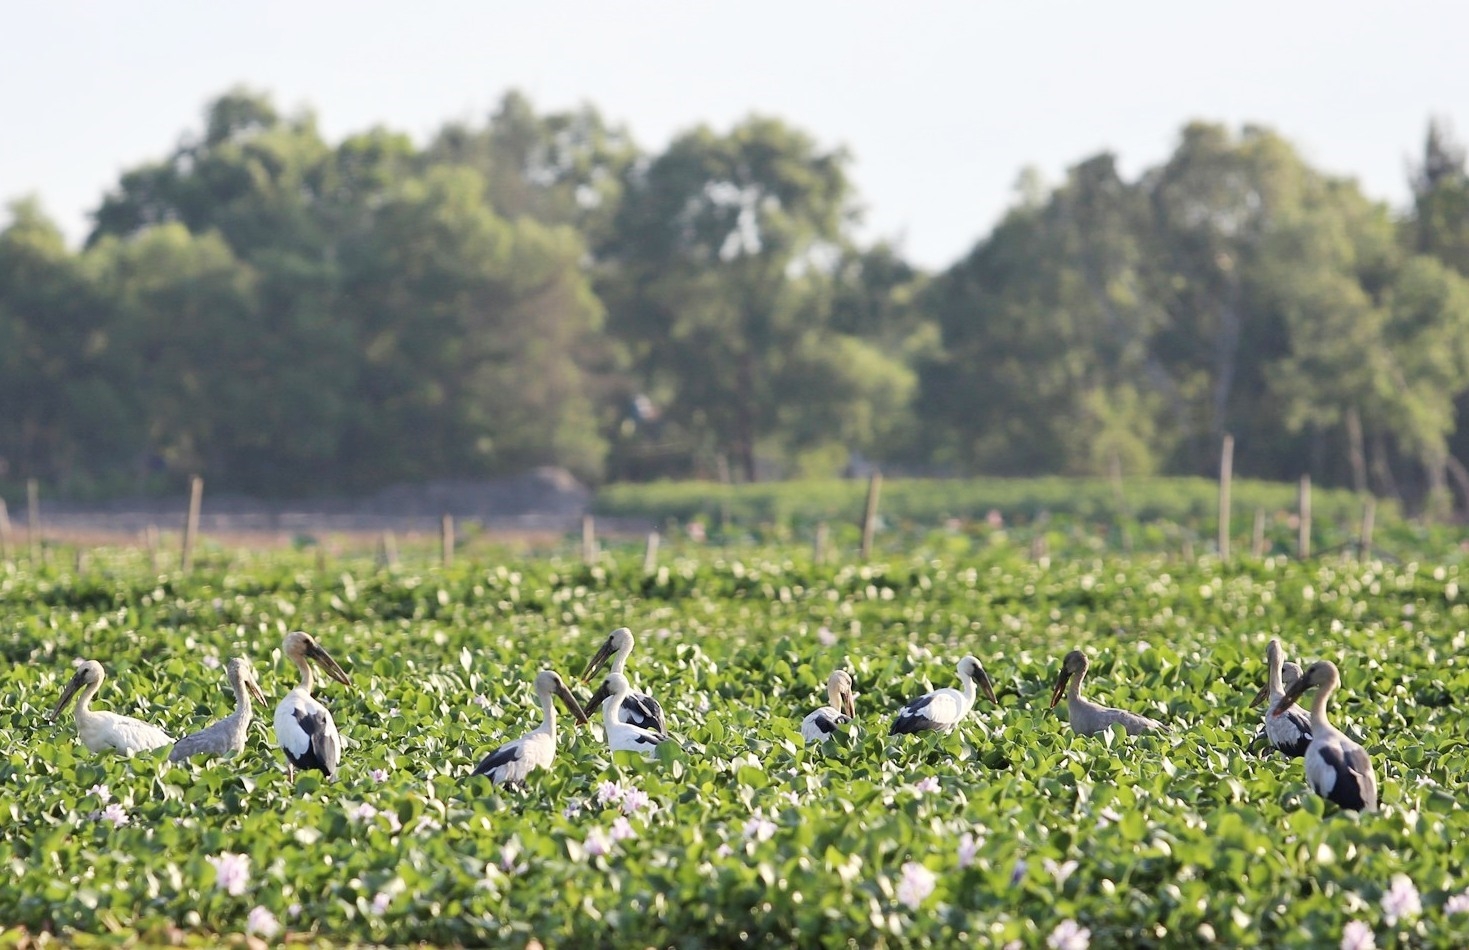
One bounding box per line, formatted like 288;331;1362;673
1267;652;1284;700
1310;674;1337;732
292;654;315;695
610;639;633;675
536;687;558;742
1067;667;1086;702
73;678;103;721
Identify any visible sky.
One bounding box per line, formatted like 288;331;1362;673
2;1;1465;270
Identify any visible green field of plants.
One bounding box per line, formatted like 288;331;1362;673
3;537;1469;947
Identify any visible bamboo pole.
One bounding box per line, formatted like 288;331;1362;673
859;472;882;561
379;531;399;568
144;525;160;572
582;514;597;565
181;476;203;573
27;478;40;561
813;521;829;566
1251;507;1266;558
440;514;455;569
0;497;11;560
1297;474;1312;559
1218;434;1234;561
1359;496;1376;558
643;531;659;573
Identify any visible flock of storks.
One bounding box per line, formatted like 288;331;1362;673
45;627;1377;812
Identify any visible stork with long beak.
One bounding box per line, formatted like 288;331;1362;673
47;660;173;755
594;671;670;756
273;631;352;782
1248;639;1312;757
169;657;269;762
801;669;856;744
470;670;589;785
890;656;998;735
1049;650;1165;736
580;626;666;736
1271;660;1377;811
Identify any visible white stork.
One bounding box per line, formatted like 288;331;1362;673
801;669;855;744
47;660;172;755
595;671;669;756
169;657;268;762
1049;650;1165;736
1248;639;1312;757
580;626;666;736
890;655;998;735
273;631;352;782
470;670;588;785
1272;659;1378;811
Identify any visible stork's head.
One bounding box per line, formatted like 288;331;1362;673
227;656;268;705
283;631;351;687
581;627;634;681
826;669;855;718
585;670;633;720
534;670;589;725
1049;650;1089;709
1271;659;1340;717
47;659;105;720
959;655;999;704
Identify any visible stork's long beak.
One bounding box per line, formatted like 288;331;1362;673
555;682;589;725
584;678;612;715
48;673;84;721
1271;676;1309;718
1049;671;1069;709
976;669;999;705
1248;683;1270;708
581;637;616;681
841;688;855;719
309;645;352;686
245;677;268;705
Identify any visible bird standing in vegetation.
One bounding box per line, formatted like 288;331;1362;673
581;626;667;735
594;671;669;756
1272;659;1378;811
169;657;267;762
273;632;352;782
891;655;998;735
1049;650;1165;736
46;660;173;755
471;670;588;785
801;669;855;744
1249;639;1312;757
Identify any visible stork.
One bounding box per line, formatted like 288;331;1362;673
890;656;997;735
1272;659;1378;811
580;626;666;735
595;671;669;756
169;657;268;762
273;631;352;782
470;670;588;785
1049;650;1165;736
47;660;172;755
1248;639;1312;757
801;669;855;744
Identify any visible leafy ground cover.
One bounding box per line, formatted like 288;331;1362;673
3;541;1469;947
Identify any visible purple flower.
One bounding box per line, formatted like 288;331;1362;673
287;903;302;918
370;768;389;783
714;842;734;859
202;654;221;670
610;816;636;841
207;852;250;896
99;803;129;827
816;626;838;647
582;828;611;858
1381;874;1421;926
895;862;936;909
912;776;941;796
620;787;652;814
957;832;980;869
562;799;584;820
1340;920;1375;950
596;781;624;805
370;891;391;915
245;906;280;938
1009;859;1028;887
348;802;379;822
472;694;492;709
88;784;110;802
1446;888;1469;915
1047;920;1091;950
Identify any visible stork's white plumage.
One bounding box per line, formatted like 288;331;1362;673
1049;649;1165;736
169;657;268;762
47;660;172;755
470;670;588;785
596;671;668;756
801;669;855;744
580;626;666;736
1272;659;1378;811
1249;639;1312;757
890;656;998;735
273;631;352;782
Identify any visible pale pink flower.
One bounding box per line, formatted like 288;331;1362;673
743;815;777;842
957;833;980;869
99;803;129;826
370;768;389;783
1340;920;1375;950
583;828;612;858
620;787;652;814
370;891;391;915
610;816;636;841
816;626;838;647
1043;858;1080;887
500;842;527;875
895;862;936;909
246;906;280;938
88;784;110;802
202;654;221;670
1047;920;1091;950
913;776;941;796
348;802;379;822
562;799;584;820
596;781;624;805
714;842;734;859
207;852;250;896
1381;874;1421;926
472;694;492;709
287;903;302;918
1446;889;1469;915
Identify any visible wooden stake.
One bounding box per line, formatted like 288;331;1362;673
379;531;399;568
643;531;659;573
1298;474;1312;559
582;514;597;565
27;478;40;561
859;472;882;561
1252;507;1266;558
181;476;203;573
441;514;455;569
1218;434;1234;561
0;497;11;560
813;521;829;566
1359;496;1376;558
144;525;160;572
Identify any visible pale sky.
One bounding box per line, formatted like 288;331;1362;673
2;1;1465;270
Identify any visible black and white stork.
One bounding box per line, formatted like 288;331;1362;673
1248;638;1312;757
470;670;588;785
273;631;352;782
1272;659;1378;811
581;626;666;735
890;655;997;735
47;659;173;755
801;669;855;744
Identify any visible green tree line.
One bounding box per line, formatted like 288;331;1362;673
3;90;1469;512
